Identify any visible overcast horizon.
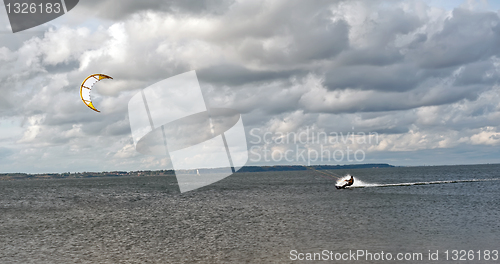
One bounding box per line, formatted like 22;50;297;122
2;0;500;173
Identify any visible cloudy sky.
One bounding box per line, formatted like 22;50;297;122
2;0;500;173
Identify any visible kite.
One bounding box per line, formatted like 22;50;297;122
80;74;113;112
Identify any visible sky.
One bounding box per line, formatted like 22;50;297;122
2;0;500;173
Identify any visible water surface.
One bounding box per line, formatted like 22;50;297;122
1;164;499;263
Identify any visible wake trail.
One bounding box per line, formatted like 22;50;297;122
335;175;500;189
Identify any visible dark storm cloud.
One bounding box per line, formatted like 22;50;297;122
312;7;500;116
363;7;422;47
336;47;404;66
44;60;80;73
323;64;422;91
290;14;350;62
232;9;350;65
453;60;500;86
413;8;500;69
197;64;304;86
407;33;427;49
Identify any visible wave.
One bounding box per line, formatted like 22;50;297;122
335;175;500;189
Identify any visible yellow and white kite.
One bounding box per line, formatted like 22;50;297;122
80;74;113;112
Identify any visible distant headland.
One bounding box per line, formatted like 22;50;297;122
0;163;394;181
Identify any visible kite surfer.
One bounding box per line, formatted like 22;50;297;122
336;175;354;189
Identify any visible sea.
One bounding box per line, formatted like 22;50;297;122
1;164;499;263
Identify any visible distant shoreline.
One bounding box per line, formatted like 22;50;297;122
0;164;394;181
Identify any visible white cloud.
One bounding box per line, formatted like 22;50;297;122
470;127;500;145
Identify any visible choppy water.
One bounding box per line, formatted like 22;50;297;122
1;164;499;263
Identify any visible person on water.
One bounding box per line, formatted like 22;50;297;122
345;175;354;187
337;175;354;189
